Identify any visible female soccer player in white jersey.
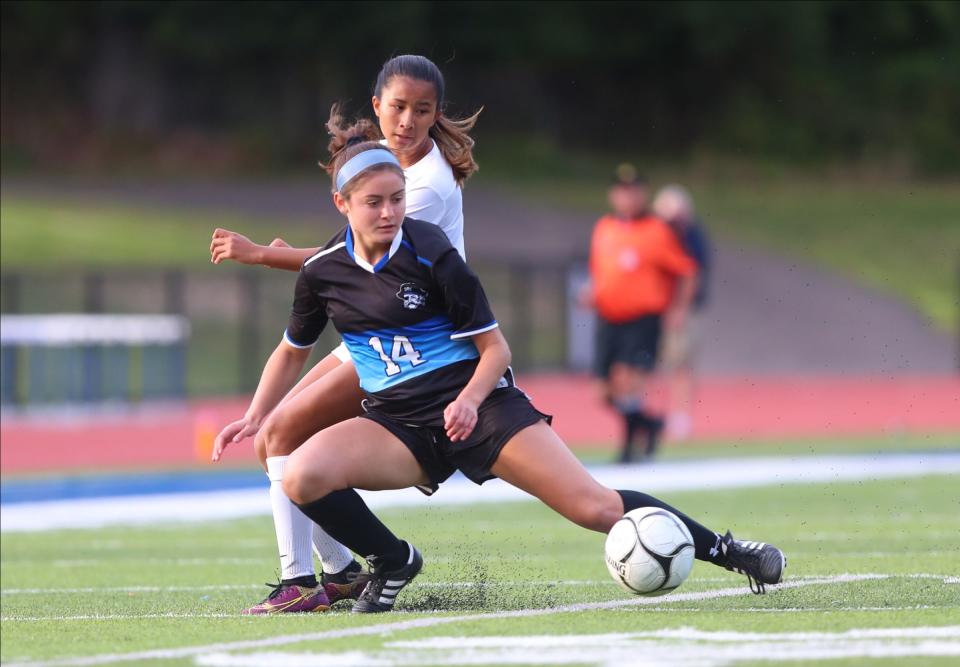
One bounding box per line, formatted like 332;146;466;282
224;133;787;615
210;55;481;614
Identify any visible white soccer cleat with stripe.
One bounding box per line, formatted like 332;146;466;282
352;541;423;613
721;530;786;594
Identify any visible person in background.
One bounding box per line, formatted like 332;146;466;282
582;165;698;463
653;185;712;442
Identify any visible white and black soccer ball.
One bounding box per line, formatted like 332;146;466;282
604;507;695;596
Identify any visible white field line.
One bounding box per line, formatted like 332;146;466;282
0;574;919;667
2;606;948;623
0;579;714;596
392;626;960;645
2;572;954;597
24;548;960;568
3;613;239;622
200;642;959;667
3;452;959;532
48;557;264;567
605;605;945;613
192;627;960;667
196;629;960;667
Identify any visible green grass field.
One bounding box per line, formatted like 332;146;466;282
2;472;958;666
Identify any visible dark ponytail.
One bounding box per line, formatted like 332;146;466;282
375;54;481;185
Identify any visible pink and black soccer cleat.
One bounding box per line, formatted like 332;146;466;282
241;580;331;615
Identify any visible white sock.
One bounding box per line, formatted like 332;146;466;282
312;522;355;575
266;455;355;579
266;456;316;581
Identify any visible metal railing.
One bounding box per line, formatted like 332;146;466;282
0;260;581;403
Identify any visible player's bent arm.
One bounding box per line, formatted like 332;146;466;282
212;341;311;462
256;245;321;271
275;352;345;410
444;328;511;442
245;341;314;424
210;227;318;271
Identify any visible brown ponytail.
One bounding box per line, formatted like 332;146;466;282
430;108;482;185
321;104;400;197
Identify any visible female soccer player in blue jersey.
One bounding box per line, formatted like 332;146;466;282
223;130;787;615
210;55;481;614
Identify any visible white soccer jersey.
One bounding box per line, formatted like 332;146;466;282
383;138;465;259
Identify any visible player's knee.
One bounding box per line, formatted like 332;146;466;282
568;489;622;532
260;413;299;458
253;430;268;467
281;465;312;505
282;460;339;505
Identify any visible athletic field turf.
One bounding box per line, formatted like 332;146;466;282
2;465;958;666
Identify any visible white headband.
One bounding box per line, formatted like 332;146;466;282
335;148;401;192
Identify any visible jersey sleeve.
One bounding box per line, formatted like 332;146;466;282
284;269;328;349
431;250;498;340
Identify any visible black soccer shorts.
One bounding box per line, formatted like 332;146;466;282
360;386;552;492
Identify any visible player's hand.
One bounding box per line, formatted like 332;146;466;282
269;237;291;249
443;397;479;442
212;418;260;462
210;228;263;265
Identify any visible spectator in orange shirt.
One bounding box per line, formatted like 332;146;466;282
582;165;698;462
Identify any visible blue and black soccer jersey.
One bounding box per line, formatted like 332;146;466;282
284;218;500;424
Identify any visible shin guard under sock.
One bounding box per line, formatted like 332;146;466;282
296;489;407;569
617;489;724;564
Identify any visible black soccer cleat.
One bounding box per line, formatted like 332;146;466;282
721;530;786;594
352;542;423;613
322;559;371;605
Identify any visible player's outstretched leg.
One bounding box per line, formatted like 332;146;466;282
618;490;785;594
352;541;424;613
492;421;786;594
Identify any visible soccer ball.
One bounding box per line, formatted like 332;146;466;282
604;507;695;596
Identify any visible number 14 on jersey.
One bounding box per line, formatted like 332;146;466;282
368;335;426;376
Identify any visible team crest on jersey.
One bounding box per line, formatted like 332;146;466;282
397;283;428;310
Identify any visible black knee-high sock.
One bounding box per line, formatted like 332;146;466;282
296;489;407;569
617;490;725;565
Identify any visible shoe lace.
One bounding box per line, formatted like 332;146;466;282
356;557;385;602
723;532;767;595
261;579;288;601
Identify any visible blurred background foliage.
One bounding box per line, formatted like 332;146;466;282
2;0;958;176
1;1;958;399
